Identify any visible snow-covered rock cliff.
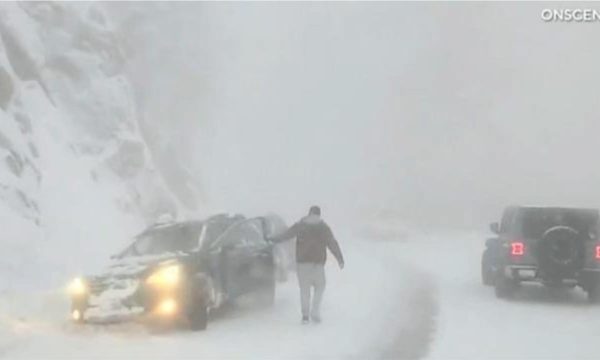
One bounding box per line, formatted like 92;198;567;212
0;2;178;290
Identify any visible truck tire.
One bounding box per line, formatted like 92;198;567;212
188;302;208;331
481;250;494;286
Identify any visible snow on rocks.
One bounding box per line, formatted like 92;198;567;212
0;2;177;291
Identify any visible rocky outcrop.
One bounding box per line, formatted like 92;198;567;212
0;2;180;288
0;3;177;224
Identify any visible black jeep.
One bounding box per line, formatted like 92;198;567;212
482;206;600;301
67;214;278;330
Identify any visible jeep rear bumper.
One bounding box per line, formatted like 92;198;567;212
503;265;600;285
504;265;537;280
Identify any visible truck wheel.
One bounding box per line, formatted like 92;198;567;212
495;275;517;299
481;250;494;286
188;302;208;331
186;292;208;331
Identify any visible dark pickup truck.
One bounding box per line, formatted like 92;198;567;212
67;214;279;330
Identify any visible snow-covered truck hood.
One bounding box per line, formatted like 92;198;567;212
102;253;186;278
82;253;186;321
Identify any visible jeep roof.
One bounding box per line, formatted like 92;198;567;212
501;206;599;239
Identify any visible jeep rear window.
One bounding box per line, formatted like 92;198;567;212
519;208;599;240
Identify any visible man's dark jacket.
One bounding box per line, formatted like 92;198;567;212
271;215;344;265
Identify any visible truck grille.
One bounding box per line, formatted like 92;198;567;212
88;277;110;294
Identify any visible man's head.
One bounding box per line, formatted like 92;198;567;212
309;205;321;216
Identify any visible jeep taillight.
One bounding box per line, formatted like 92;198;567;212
595;245;600;260
511;241;525;256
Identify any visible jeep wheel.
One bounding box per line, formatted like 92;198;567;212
587;289;600;303
495;276;517;299
481;250;494;286
585;279;600;304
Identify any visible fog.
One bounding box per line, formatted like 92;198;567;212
113;3;600;228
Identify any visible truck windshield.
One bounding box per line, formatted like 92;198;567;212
520;208;599;240
127;224;202;257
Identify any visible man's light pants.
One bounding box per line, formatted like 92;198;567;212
296;263;326;318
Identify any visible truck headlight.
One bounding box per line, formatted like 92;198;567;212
156;298;178;316
146;265;181;288
68;278;88;296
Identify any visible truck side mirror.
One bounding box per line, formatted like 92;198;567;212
490;222;500;234
259;217;272;238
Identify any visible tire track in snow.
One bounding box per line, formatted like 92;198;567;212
377;268;438;360
353;240;439;360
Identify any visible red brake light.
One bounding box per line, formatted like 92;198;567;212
511;241;525;256
595;245;600;260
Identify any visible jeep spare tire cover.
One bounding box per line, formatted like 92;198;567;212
538;226;583;275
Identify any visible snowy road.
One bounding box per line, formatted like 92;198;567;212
3;233;600;359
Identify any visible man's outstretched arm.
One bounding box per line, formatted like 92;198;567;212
268;222;300;243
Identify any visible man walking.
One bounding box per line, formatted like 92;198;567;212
269;206;344;324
